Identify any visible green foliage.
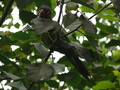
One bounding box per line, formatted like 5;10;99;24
0;0;120;90
92;81;115;90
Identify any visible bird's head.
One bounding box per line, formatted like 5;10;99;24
38;5;52;19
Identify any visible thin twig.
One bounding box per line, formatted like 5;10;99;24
57;0;64;23
60;2;112;38
0;82;4;90
89;2;112;20
0;0;14;27
42;51;52;64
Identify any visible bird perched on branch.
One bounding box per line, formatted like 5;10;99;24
31;5;93;81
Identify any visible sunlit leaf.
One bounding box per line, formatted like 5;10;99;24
112;50;120;60
92;81;115;90
96;22;118;34
80;5;94;13
98;10;118;21
113;70;120;77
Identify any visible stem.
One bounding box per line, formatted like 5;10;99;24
42;51;52;64
60;2;112;38
0;0;14;27
57;0;64;23
27;82;35;90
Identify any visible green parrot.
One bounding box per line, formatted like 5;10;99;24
31;5;93;81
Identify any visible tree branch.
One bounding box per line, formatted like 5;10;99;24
60;2;112;38
0;0;14;27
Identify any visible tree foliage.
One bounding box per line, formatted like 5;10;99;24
0;0;120;90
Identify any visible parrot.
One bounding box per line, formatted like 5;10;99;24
31;5;93;81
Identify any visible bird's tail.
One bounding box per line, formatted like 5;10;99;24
54;42;92;81
65;52;91;81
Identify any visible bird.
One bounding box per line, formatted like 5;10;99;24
32;5;92;81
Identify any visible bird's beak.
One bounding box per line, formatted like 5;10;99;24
38;9;45;17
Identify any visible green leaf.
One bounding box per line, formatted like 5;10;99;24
19;10;36;24
98;9;118;21
85;35;101;55
112;50;120;60
14;23;20;28
47;80;59;88
71;0;95;10
0;36;16;45
11;31;31;41
66;73;81;87
34;0;51;8
106;26;118;34
92;81;115;90
15;0;30;8
8;81;27;90
113;70;120;77
57;56;72;67
105;40;120;47
96;22;118;34
0;54;11;64
80;5;94;13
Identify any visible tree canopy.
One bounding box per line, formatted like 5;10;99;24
0;0;120;90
